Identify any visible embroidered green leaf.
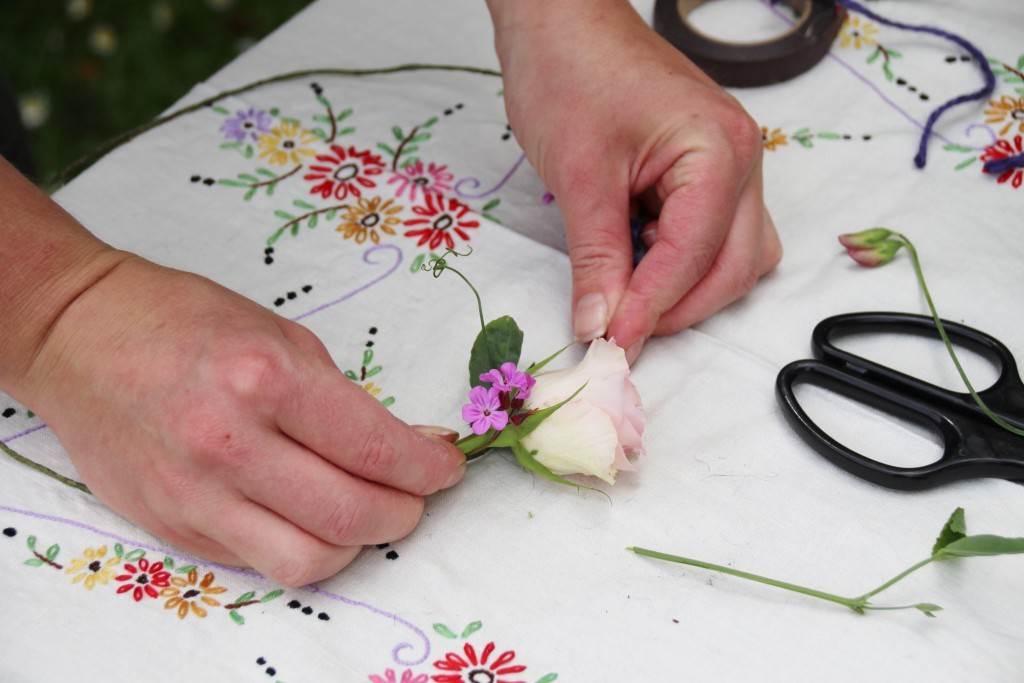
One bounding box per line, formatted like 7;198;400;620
265;182;276;197
364;365;382;378
338;126;356;136
220;141;242;150
932;507;967;556
114;543;125;558
482;214;502;225
410;134;431;144
266;230;283;247
24;558;43;567
311;128;327;139
290;223;300;237
403;157;420;168
211;105;230;115
269;107;280;116
411;253;427;272
955;157;978;170
312;114;331;124
125;549;145;561
798;138;814;148
432;623;458;639
469;316;524;388
316;94;331;109
460;621;483;638
392;126;404;141
377;143;396;156
943;144;973;153
256;168;276;178
422;116;439;129
381;396;395;408
817;132;841;140
282;116;301;127
26;410;34;418
344;370;358;380
1017;54;1024;69
336;108;353;122
888;49;902;58
536;674;559;683
482;198;500;212
261;589;284;603
229;610;245;625
236;591;257;603
163;556;175;569
275;210;296;220
883;62;894;81
26;535;36;551
244;145;254;159
217;179;247;188
238;173;258;183
363;349;374;366
867;48;881;65
244;187;257;201
177;564;197;575
325;209;338;221
45;544;59;560
308;214;318;229
293;199;316;210
399;145;419;157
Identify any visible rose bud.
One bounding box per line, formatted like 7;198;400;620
521;339;645;484
844;239;904;267
838;227;894;250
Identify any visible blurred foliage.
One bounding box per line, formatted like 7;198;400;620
0;0;313;184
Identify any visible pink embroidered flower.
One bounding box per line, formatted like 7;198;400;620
115;557;171;602
462;386;509;436
521;339;645;484
304;145;386;200
369;669;429;683
980;134;1024;189
403;194;479;250
388;160;454;201
479;362;535;401
432;642;526;683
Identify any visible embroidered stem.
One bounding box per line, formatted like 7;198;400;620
999;62;1024;83
252;164;302;188
267;203;349;245
391;125;420;172
325;103;338;143
0;440;90;494
54;63;502;187
31;550;63;570
224;599;261;609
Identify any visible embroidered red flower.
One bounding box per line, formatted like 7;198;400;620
980;134;1024;189
403;194;479;250
114;557;171;602
304;145;386;200
432;642;526;683
388;160;454;201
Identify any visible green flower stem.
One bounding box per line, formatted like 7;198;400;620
629;546;937;615
894;233;1024;437
441;264;487;339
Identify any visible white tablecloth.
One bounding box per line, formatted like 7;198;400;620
2;1;1022;680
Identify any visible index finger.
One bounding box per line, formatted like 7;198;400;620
277;361;465;496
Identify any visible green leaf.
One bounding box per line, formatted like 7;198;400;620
510;441;580;490
381;396;395;408
256;168;276;178
282;116;300;126
269;107;280;116
26;410;34;418
45;544;59;560
460;620;483;638
526;343;573;375
261;589;284;603
217;179;246;188
211;105;230;115
26;535;36;550
943;144;972;153
236;591;256;603
499;383;586;445
338;126;356;136
238;173;258;182
114;543;125;558
336;108;353;121
275;210;296;220
312;114;330;124
308;214;318;229
954;157;978;171
316;94;331;109
914;603;943;617
410;253;426;273
293;199;316;210
267;230;283;247
290;223;300;237
364;365;382;378
163;556;175;569
377;143;396;156
403;157;420;168
932;507;967;556
344;370;358;380
363;349;374;366
325;209;338;221
229;610;245;625
469;316;524;388
536;675;559;683
936;534;1024;558
311;128;327;139
883;62;894;81
265;183;276;197
219;141;241;150
244;145;254;159
1017;54;1024;69
243;187;257;202
399;145;419;157
867;49;881;65
888;49;902;58
410;134;430;144
124;548;145;561
482;198;500;212
177;564;197;574
817;132;841;140
392;126;404;141
24;558;43;567
422;116;439;128
433;623;458;639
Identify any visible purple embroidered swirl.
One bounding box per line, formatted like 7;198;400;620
291;244;403;322
454;153;526;199
964;123;998;148
0;504;432;666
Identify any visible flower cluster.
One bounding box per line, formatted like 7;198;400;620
461;362;535;435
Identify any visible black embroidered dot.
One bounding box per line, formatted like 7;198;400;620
2;408;15;418
202;178;215;186
842;134;851;140
385;550;399;560
264;247;275;255
2;527;15;538
310;81;323;95
896;78;906;86
256;657;266;666
287;599;301;609
961;55;971;62
863;135;872;141
443;108;453;116
301;606;313;615
455;103;463;110
369;327;378;335
274;297;285;307
919;93;929;101
266;667;276;677
945;55;957;63
301;284;312;293
190;174;201;183
272;285;312;307
286;291;297;300
265;257;274;265
365;341;374;348
317;612;330;621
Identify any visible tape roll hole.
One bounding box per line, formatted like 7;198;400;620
681;0;807;45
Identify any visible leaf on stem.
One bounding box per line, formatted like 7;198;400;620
932;507;967;556
935;534;1024;558
468;316;523;388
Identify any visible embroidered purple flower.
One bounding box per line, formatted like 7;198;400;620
461;386;509;435
220;107;272;142
479;362;536;401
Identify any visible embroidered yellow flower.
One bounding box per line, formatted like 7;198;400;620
65;545;120;590
985;95;1024;136
160;569;227;619
761;127;788;151
362;381;383;397
839;16;878;50
257;121;316;166
337;196;403;244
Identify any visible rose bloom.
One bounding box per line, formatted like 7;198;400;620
521;339;644;484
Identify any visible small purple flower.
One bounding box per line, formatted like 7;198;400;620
461;386;509;435
479;362;536;401
220;107;272;142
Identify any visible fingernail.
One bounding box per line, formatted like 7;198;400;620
412;425;459;443
641;228;657;247
625;338;645;365
574;293;608;342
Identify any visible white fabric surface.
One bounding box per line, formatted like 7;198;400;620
2;1;1023;681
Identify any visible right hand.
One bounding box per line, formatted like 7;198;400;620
19;253;464;586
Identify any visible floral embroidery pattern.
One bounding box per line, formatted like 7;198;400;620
338;196;404;244
65;545;120;590
985;95;1024;136
839;15;878;50
404;194;479;250
981;135;1024;189
390;160;454;201
345;326;395;408
761;127;787;151
161;568;228;620
221;107;273;144
115;557;171;601
761;126;872;152
305;144;386;200
370;670;429;683
258;120;318;167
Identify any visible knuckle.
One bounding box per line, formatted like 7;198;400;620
215;347;287;402
323;498;365;544
269;554;323;588
721;110;762;166
568;240;624;283
354;428;400;480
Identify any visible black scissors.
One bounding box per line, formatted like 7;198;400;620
776;312;1024;490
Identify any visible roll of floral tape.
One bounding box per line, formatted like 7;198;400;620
653;0;846;87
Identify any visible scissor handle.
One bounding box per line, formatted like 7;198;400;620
812;312;1024;421
776;360;1024;490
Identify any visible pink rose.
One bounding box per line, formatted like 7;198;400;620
521;339;644;484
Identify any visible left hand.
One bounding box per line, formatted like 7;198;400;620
488;0;782;362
